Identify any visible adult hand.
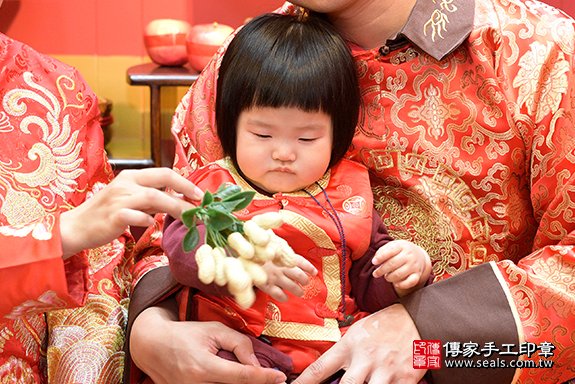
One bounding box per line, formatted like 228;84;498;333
60;168;203;258
130;301;287;384
293;304;426;384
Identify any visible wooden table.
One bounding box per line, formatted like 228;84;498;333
117;62;199;169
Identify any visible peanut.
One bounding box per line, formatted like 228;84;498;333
195;244;216;284
212;246;228;286
224;257;252;294
253;243;276;263
227;232;255;259
233;287;256;309
243;220;271;246
251;212;284;229
274;244;297;268
268;230;297;267
240;258;268;286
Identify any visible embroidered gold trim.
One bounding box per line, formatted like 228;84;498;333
279;210;336;251
263;318;341;342
322;253;342;311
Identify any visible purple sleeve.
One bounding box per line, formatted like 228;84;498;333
162;215;232;297
349;208;399;312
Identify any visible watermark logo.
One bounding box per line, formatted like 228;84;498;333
414;341;555;369
413;340;442;369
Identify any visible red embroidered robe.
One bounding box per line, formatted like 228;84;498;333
129;0;575;383
0;32;132;383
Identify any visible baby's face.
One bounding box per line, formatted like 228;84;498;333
236;106;333;194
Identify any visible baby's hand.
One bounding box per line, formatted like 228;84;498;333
256;254;317;302
372;240;431;296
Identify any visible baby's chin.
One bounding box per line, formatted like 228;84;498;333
256;178;309;195
261;184;308;195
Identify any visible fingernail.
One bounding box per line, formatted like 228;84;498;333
251;353;261;367
194;186;204;198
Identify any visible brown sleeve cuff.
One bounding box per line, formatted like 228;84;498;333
399;262;520;384
123;266;180;384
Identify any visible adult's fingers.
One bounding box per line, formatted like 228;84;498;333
118;187;196;220
118;168;203;200
200;356;285;384
117;208;156;228
205;325;287;384
292;342;348;384
338;363;369;384
214;323;259;365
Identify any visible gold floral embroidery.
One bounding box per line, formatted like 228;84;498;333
87;239;124;275
300;274;322;300
408;84;461;140
550;15;575;56
365;148;502;277
266;302;281;321
529;247;575;319
513;41;569;124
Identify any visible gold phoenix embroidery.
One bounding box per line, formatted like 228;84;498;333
2;72;86;199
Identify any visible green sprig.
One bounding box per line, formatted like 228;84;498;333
181;183;255;253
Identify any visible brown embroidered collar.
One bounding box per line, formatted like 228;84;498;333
390;0;475;60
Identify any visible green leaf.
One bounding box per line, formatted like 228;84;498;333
201;190;214;207
226;190;255;211
213;183;242;201
210;200;243;213
206;208;236;231
181;207;201;228
182;226;200;252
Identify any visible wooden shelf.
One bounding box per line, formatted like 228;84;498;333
114;62;199;170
